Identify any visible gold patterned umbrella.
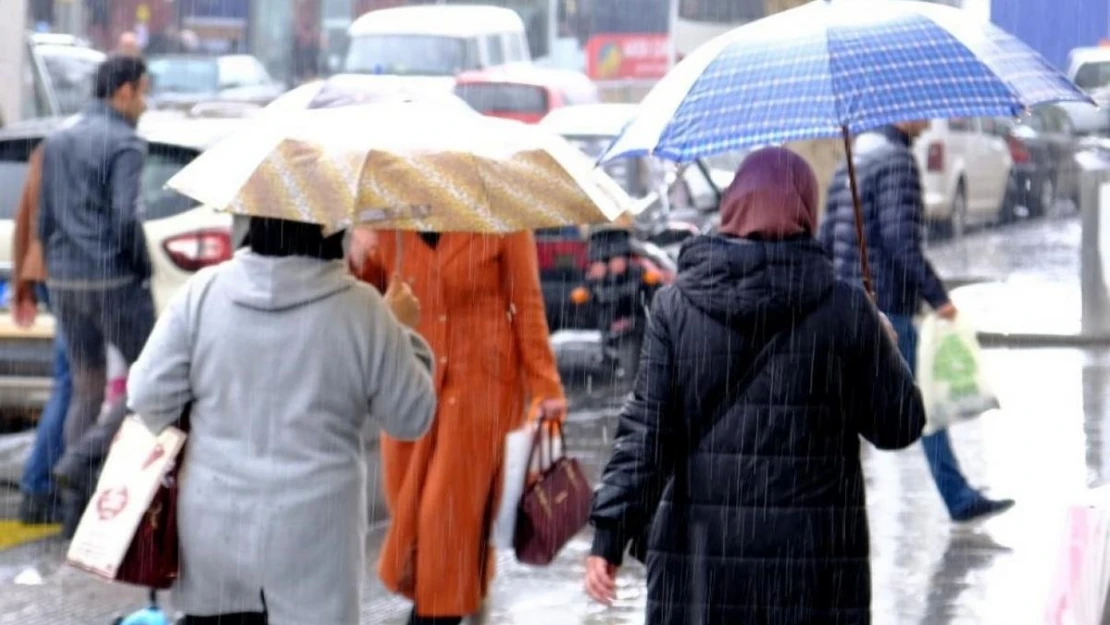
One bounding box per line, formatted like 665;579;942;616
165;101;631;233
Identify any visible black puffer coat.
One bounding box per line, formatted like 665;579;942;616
589;235;925;625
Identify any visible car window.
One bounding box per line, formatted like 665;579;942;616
485;35;505;66
948;118;974;133
0;137;199;222
1074;61;1110;92
142;143;202;220
37;49;102;116
0;139;37;220
149;57;219;95
454;83;548;115
217;56;271;89
345;35;478;76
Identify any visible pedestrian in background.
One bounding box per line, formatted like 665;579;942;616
39;55;156;535
820;122;1015;523
11;145;71;526
585;147;926;624
351;230;567;625
128;216;437;625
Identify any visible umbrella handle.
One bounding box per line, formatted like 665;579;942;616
394;230;404;277
841;125;875;299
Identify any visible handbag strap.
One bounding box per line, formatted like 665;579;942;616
523;415;569;475
177;266;223;432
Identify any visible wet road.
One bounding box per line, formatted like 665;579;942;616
2;215;1107;624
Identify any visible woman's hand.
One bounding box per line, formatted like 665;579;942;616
539;397;567;422
348;226;377;273
585;556;619;605
385;275;421;328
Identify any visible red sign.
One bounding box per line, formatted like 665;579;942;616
586;34;671;81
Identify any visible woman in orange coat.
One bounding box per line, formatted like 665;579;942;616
351;229;566;624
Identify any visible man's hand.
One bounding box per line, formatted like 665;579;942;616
585;556;619;605
384;275;420;328
12;298;37;329
936;302;958;321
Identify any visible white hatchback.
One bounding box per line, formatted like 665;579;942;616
0;113;239;411
913;118;1013;232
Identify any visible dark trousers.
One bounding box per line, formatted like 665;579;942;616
49;280;155;492
408;613;462;625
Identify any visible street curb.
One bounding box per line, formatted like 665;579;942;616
977;332;1110;348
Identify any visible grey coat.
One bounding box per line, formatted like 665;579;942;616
128;250;436;625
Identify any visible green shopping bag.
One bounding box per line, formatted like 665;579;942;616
916;314;1000;435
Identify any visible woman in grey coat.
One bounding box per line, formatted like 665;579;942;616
127;217;437;625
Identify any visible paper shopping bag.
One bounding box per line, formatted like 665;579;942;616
67;417;186;583
1045;486;1110;625
916;314;1000;435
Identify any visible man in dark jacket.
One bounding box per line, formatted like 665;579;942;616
39;55;157;533
586;148;926;625
820;122;1014;523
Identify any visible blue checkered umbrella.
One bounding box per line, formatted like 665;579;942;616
603;0;1093;294
602;0;1093;164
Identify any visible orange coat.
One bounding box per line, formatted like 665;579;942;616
353;230;564;616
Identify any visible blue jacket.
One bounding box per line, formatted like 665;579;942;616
590;235;925;625
39;101;152;286
819;125;948;316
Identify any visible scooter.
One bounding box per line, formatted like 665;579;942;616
567;228;671;382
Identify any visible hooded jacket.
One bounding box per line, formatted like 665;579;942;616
128;250;436;625
589;235;925;625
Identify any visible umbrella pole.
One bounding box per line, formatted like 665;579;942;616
841;125;875;297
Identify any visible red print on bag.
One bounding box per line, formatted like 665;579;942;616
141;444;165;471
96;486;129;521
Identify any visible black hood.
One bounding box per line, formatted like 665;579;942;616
676;235;835;325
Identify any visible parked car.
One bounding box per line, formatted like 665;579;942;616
912;117;1013;233
1062;47;1110;136
147;54;284;112
537;103;736;329
990;104;1081;219
14;32;105;126
0;115;237;412
453;65;599;124
344;5;530;92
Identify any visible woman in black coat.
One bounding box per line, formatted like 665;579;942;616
584;147;926;625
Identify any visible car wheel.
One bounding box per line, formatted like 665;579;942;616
951;181;968;239
998;174;1020;224
1031;175;1056;217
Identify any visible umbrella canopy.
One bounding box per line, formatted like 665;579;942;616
603;0;1093;163
166;100;631;233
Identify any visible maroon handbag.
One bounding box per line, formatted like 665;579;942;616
513;417;591;566
112;409;190;589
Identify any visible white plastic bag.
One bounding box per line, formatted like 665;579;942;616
491;421;563;549
916;313;999;435
1045;486;1110;625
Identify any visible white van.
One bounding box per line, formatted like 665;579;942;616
344;5;531;91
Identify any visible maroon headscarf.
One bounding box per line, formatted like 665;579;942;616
718;146;819;240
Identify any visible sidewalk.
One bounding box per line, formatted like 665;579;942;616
2;344;1109;624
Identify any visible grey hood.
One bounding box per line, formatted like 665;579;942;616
224;249;354;312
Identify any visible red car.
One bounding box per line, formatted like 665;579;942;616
453;66;600;124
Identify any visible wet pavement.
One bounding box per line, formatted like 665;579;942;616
1;215;1107;623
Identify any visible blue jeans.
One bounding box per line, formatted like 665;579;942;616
887;314;979;516
20;285;72;496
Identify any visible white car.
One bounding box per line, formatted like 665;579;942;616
912;118;1013;233
0;113;238;411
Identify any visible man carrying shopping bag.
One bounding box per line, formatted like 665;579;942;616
820;122;1014;523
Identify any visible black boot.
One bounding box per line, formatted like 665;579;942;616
18;491;61;525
